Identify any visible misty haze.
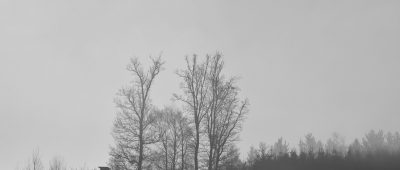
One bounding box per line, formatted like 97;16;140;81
1;1;400;170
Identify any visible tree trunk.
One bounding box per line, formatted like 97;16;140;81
194;122;199;170
181;142;185;170
208;138;213;170
172;134;177;170
165;142;168;170
138;128;143;170
215;149;221;170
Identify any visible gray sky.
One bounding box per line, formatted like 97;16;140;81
1;0;400;169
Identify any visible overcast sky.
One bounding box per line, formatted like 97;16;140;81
1;0;400;169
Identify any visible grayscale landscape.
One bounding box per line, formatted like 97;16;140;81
1;1;400;170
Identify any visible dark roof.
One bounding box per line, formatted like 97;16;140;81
98;167;110;170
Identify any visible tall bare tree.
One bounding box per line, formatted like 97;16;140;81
111;57;164;170
205;54;248;170
174;55;210;170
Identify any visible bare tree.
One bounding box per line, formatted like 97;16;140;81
175;54;248;170
111;57;164;170
49;156;66;170
23;149;44;170
205;54;248;170
178;112;193;170
153;107;174;170
156;111;170;170
174;55;210;170
152;107;193;170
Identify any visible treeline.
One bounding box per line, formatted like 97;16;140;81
109;53;248;170
242;130;400;170
15;148;96;170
